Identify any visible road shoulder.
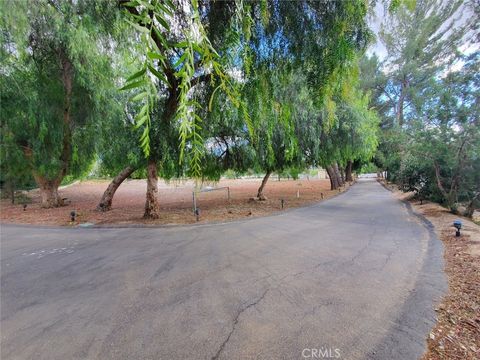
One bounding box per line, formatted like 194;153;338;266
380;180;480;359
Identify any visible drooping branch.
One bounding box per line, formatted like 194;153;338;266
119;0;176;87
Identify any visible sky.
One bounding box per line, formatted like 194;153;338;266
366;2;389;60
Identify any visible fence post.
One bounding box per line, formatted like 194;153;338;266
192;191;197;214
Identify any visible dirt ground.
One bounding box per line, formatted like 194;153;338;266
381;181;480;360
0;177;350;226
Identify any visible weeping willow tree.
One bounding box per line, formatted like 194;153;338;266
249;1;371;194
118;0;252;218
242;66;305;200
335;67;380;182
0;0;121;207
308;59;380;189
207;0;372;199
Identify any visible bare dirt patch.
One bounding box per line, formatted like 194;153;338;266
0;178;349;226
381;181;480;360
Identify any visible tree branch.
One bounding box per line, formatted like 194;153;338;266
191;73;212;87
434;161;448;199
119;0;176;88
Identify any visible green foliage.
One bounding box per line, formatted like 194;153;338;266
359;162;378;174
378;0;474;127
242;66;303;174
0;0;122;188
377;51;480;214
310;58;380;170
223;169;238;180
120;0;252;178
369;0;479;216
120;0;373;181
374;129;404;181
0;133;35;192
1;0;388;210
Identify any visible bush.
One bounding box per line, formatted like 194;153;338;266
223;169;237;179
359;162;377;174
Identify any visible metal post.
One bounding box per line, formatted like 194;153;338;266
192;191;197;214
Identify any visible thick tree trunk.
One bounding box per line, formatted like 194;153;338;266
326;165;338;190
326;166;333;190
345;160;353;182
257;170;272;200
34;175;63;208
97;166;136;212
144;160;160;219
464;193;479;218
334;163;344;186
339;166;345;184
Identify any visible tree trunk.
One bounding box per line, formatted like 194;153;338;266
345;160;353;182
464;193;479;219
144;160;160;219
334;163;344;186
257;170;272;200
97;166;136;212
433;162;456;211
326;165;338;190
339;166;345;184
34;175;63;208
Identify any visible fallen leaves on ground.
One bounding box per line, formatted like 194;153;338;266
422;230;480;360
0;178;349;226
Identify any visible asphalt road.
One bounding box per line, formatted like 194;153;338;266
1;179;446;360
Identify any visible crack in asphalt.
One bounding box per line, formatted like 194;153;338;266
376;226;399;272
301;299;335;321
349;220;377;265
211;288;270;360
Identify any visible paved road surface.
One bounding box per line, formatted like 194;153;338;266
1;179;446;360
